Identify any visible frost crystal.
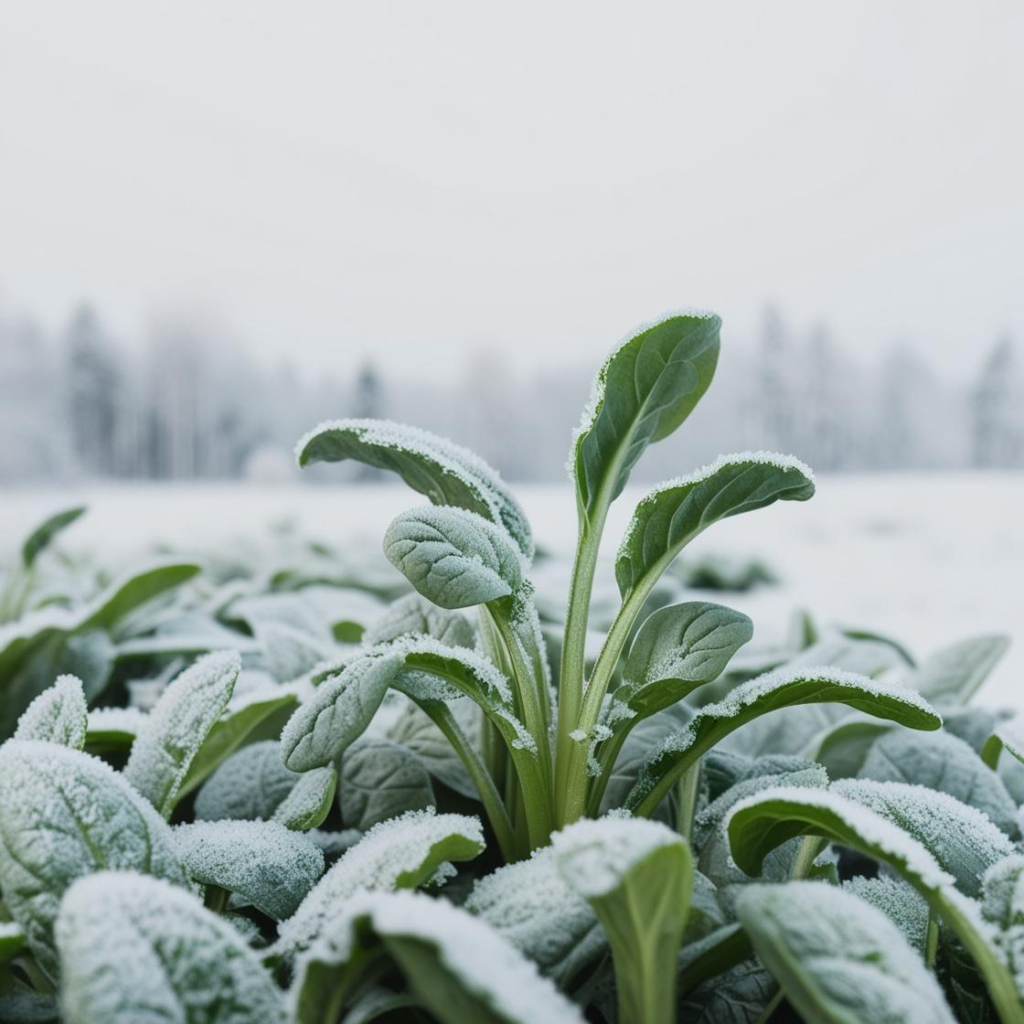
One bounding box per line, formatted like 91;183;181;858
551;815;684;898
14;674;88;749
275;808;484;957
294;889;583;1023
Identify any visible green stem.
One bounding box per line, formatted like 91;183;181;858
675;760;702;841
756;988;785;1024
18;955;54;994
554;520;602;819
420;701;518;862
925;914;939;969
789;836;825;879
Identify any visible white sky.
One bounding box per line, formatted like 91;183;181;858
1;1;1022;382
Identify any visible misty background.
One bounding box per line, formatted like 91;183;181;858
2;2;1023;484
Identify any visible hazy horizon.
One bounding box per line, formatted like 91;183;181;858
3;2;1023;384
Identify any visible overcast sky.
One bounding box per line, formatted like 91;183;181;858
2;1;1021;382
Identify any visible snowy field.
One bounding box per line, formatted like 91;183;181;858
2;472;1021;708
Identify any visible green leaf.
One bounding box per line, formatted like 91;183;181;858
843;875;930;956
77;561;202;633
625;667;940;816
194;740;302;822
805;716;894;779
384;506;523;610
124;650;241;817
553;816;692;1024
177;683;300;801
297;418;533;558
571;313;721;521
615;453;815;602
365;593;475;649
273;765;338;830
291;889;583;1024
56;871;286;1024
725;785;1022;1024
735;881;956;1024
860;729;1018;838
0;922;26;965
21;506;86;568
13;674;87;748
909;635;1010;705
274;809;485;960
387;697;478;798
0;741;187;977
465;846;605;988
340;738;435;831
622;602;753;718
174;820;325;920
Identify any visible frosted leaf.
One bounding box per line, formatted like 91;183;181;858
859;728;1018;838
907;634;1010;705
387;696;479;799
280;647;401;771
383;505;524;610
615;453;815;599
569;312;720;518
295;417;533;558
844;876;930;955
339;737;435;831
291;889;583;1024
551;815;685;899
272;765;338;831
735;882;955;1023
622;602;753;717
364;592;474;648
274;808;485;958
13;674;87;749
194;741;298;822
56;871;286;1024
626;666;939;813
982;855;1024;929
0;740;186;976
307;828;364;861
124;650;241;817
174;820;324;920
465;847;605;986
832;778;1014;898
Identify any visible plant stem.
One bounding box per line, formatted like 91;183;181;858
925;914;939;969
675;760;701;841
789;836;825;879
421;701;517;862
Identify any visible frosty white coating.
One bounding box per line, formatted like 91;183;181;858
551;815;684;898
275;808;484;957
56;871;286;1024
14;674;87;748
293;889;584;1024
124;650;241;817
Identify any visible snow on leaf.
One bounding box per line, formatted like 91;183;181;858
296;417;533;558
0;740;187;977
174;820;324;920
124;650;241;817
194;741;299;823
843;875;931;955
56;871;286;1024
274;809;484;959
291;889;584;1024
13;674;87;748
364;592;475;649
465;846;605;986
271;764;337;831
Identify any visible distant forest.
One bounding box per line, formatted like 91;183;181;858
2;302;1021;483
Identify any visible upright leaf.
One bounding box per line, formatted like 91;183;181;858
20;506;86;568
553;816;692;1024
0;741;186;976
615;453;815;602
908;635;1010;705
383;506;523;610
13;673;87;748
297;418;533;557
571;313;721;521
735;882;956;1023
124;650;241;817
56;872;286;1024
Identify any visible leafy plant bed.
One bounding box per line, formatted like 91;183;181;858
0;312;1020;1023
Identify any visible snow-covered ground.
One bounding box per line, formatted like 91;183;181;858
2;473;1021;707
